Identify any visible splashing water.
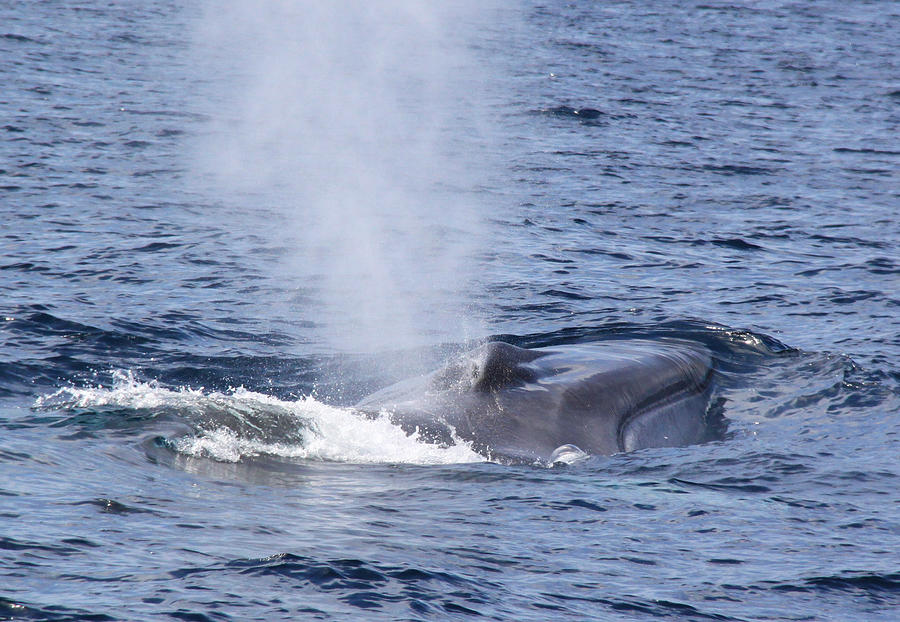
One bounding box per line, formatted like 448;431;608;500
35;371;483;465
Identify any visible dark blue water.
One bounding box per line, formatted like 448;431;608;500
2;1;899;620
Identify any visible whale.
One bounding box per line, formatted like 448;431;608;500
355;339;722;463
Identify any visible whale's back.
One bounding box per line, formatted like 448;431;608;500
356;339;719;462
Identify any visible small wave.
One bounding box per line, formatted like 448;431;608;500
35;372;482;466
1;33;42;44
167;553;494;617
758;572;900;598
0;597;112;622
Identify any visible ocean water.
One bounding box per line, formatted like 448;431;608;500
2;1;899;620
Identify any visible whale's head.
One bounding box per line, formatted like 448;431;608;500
356;340;720;463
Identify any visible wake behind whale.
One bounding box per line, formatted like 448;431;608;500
357;339;723;463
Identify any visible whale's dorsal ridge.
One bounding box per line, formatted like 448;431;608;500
471;341;545;392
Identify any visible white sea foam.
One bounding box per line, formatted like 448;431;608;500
35;371;483;465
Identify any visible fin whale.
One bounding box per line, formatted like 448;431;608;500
356;339;720;463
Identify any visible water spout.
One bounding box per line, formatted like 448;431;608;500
191;1;499;352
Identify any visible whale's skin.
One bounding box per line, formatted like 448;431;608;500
355;339;720;462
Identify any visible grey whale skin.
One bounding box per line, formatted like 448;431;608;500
356;339;720;462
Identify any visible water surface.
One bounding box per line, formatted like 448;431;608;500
1;1;898;620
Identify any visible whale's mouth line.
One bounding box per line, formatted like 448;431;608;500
616;362;717;452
